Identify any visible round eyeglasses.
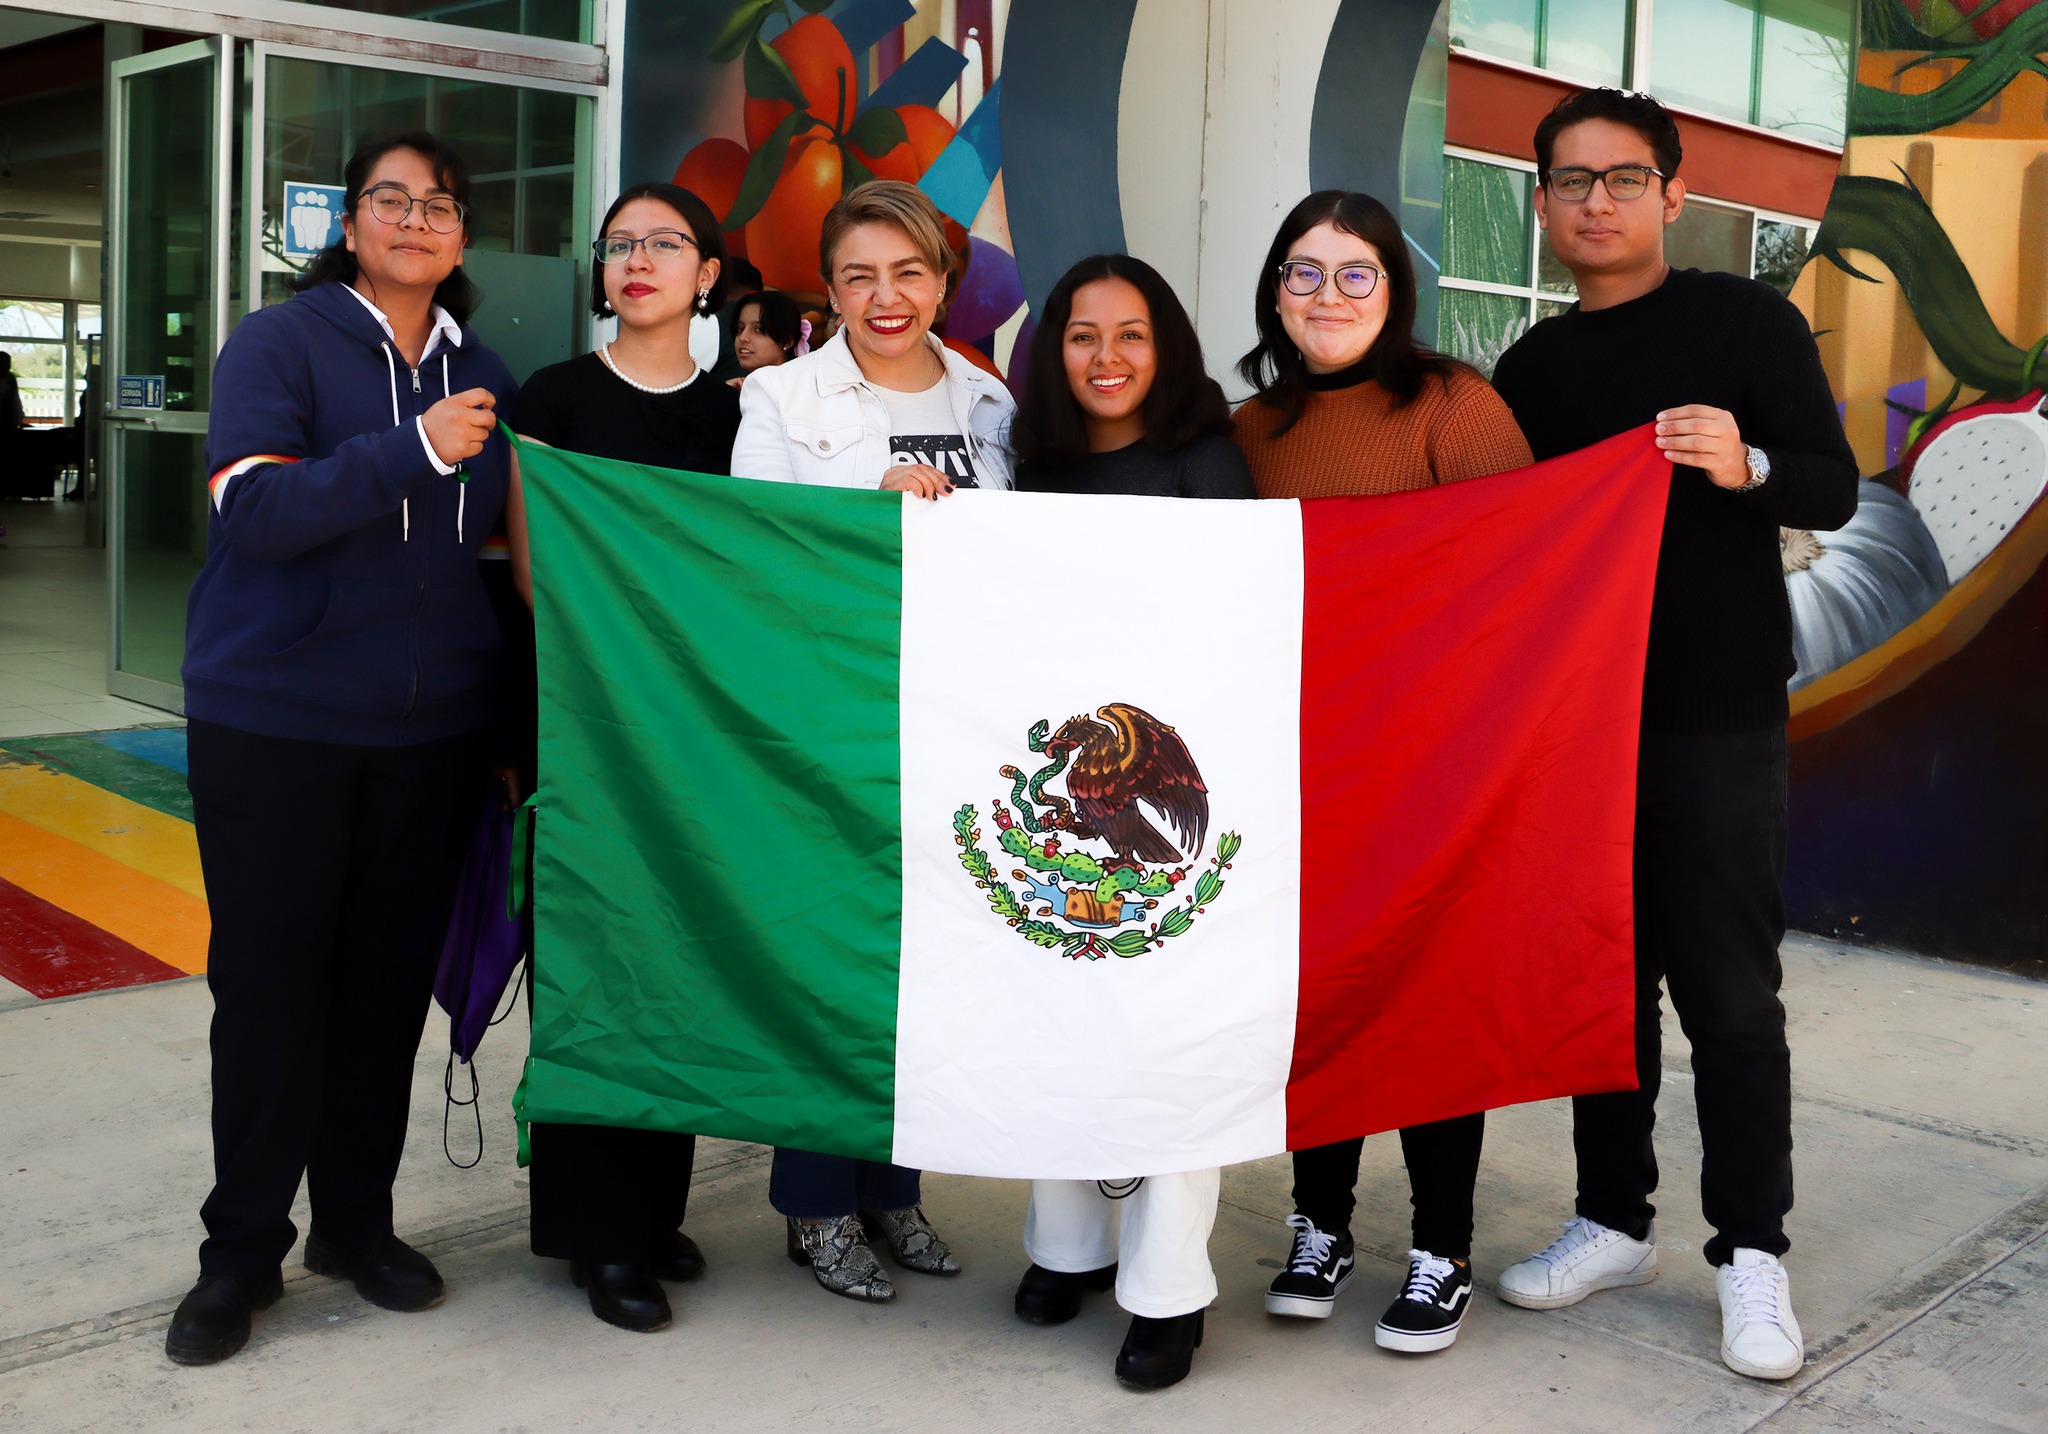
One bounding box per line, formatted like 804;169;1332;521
1541;165;1665;202
594;231;698;264
1277;260;1383;301
361;185;466;233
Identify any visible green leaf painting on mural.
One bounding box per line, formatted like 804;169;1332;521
1849;3;2048;136
725;107;822;229
1812;174;2042;406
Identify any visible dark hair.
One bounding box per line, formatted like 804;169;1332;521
726;257;764;293
589;182;729;319
735;289;803;358
1013;253;1233;469
1236;190;1463;434
290;130;479;322
1532;88;1683;184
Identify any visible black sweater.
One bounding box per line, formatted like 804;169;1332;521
1491;267;1859;731
1015;432;1256;499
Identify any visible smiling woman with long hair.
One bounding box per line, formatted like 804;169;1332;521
1238;190;1532;1361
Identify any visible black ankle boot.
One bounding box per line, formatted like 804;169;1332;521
303;1231;444;1312
164;1271;284;1365
1115;1308;1205;1390
1014;1262;1119;1325
570;1260;672;1332
651;1229;706;1284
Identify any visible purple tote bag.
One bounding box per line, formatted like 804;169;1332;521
435;787;526;1063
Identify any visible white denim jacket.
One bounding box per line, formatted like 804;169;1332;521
733;329;1015;490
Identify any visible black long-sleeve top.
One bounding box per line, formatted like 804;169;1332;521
1491;267;1859;732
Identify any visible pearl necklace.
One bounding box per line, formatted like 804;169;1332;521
599;343;700;395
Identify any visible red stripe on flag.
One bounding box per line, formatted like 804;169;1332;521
1286;427;1672;1149
0;875;186;998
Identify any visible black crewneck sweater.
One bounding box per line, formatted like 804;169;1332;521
1491;267;1859;732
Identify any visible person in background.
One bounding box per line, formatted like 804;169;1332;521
167;130;514;1366
503;181;742;1334
1236;189;1531;1358
709;256;766;381
730;179;1012;1300
0;352;24;427
1008;252;1253;1391
727;289;805;388
1488;87;1857;1384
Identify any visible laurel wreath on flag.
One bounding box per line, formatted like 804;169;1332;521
951;803;1243;961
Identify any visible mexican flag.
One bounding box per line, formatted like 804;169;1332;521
513;428;1670;1179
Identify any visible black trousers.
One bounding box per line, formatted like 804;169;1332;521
1290;1114;1486;1258
1573;726;1793;1267
188;718;488;1277
528;1123;696;1263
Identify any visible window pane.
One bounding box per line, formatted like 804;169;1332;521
1758;0;1851;145
1536;298;1574;322
1652;0;1757;124
1754;219;1816;294
1451;0;1539;67
1545;0;1628;84
1537;244;1578;296
1439;287;1530;377
291;0;588;42
0;298;65;340
1443;157;1532;287
1667;196;1754;275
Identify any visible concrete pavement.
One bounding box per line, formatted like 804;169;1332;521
2;935;2042;1432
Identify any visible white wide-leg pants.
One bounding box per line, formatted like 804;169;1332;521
1022;1168;1221;1318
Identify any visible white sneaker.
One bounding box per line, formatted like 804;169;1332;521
1497;1216;1658;1310
1717;1249;1804;1380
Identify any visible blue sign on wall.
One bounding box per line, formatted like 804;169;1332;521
281;183;348;259
117;374;164;410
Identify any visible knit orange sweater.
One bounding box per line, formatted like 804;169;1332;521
1235;367;1533;499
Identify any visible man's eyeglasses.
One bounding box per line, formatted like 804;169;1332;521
594;231;699;264
361;185;466;233
1540;165;1665;202
1277;260;1383;301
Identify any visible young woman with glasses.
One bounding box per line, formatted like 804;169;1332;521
501;182;742;1334
169;131;516;1365
1236;190;1532;1358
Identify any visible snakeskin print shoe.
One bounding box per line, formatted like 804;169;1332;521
786;1215;895;1302
861;1206;962;1276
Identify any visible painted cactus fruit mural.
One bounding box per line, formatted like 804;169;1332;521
1786;0;2048;963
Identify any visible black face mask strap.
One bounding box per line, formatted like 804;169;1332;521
442;1050;483;1170
1097;1177;1146;1201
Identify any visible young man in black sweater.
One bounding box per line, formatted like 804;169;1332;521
1487;89;1858;1382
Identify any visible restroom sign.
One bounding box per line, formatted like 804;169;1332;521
280;183;348;259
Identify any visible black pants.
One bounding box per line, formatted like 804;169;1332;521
528;1123;696;1263
1290;1114;1486;1258
188;719;488;1277
1574;726;1793;1267
768;1149;921;1219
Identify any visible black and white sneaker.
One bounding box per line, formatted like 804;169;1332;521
1374;1249;1473;1352
1264;1213;1355;1318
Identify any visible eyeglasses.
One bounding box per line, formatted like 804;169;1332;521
361;185;466;233
594;231;698;264
1540;165;1665;202
1277;260;1383;301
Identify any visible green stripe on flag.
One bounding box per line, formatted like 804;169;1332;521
517;439;905;1160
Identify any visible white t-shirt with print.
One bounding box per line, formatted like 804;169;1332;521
877;379;978;488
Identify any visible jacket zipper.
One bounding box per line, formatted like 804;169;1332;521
404;364;426;717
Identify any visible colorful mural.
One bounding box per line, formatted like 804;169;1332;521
1784;0;2048;965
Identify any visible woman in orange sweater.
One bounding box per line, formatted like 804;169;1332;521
1238;189;1530;1357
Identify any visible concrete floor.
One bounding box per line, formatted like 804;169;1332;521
2;935;2042;1432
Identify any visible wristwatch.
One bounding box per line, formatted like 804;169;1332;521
1735;444;1770;492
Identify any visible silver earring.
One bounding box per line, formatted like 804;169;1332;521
697;290;711;313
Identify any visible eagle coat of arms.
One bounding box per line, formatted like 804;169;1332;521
952;703;1244;961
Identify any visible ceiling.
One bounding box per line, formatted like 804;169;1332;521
0;17;102;241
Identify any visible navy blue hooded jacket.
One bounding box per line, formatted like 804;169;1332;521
183;281;518;745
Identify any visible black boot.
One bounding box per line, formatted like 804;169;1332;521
303;1231;444;1312
1014;1262;1118;1325
1115;1309;1205;1390
570;1260;672;1332
164;1271;284;1365
651;1229;706;1284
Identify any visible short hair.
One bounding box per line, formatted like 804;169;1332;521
818;180;957;286
589;182;729;318
1013;253;1234;469
1236;190;1465;434
291;130;479;322
736;289;803;358
1533;88;1683;184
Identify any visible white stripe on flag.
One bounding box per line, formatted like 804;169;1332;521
895;489;1304;1178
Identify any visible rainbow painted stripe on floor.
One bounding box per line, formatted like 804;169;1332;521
0;729;207;998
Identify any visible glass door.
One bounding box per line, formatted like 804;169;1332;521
106;37;231;710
